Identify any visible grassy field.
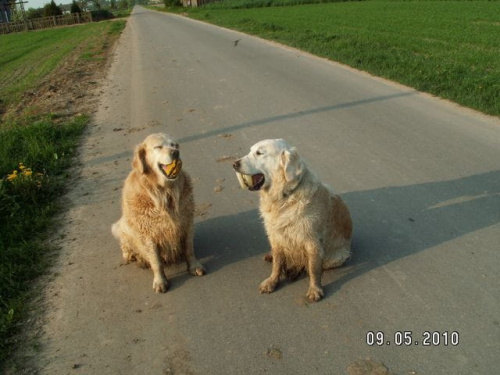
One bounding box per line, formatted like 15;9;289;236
176;0;500;116
0;20;125;368
0;21;125;117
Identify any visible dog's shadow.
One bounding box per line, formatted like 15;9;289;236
194;209;268;273
192;170;500;300
161;209;267;292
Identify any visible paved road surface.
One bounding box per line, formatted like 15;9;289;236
35;6;499;375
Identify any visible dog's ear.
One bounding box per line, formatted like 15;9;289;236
132;144;151;174
280;147;303;183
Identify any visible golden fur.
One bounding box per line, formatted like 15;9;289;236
233;139;352;302
112;133;205;293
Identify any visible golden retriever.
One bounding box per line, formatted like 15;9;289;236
112;133;205;293
233;139;352;302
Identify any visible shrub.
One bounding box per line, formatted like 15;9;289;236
164;0;182;7
26;7;44;20
90;9;115;21
70;0;82;14
118;0;129;9
43;0;63;17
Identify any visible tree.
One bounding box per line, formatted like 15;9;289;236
26;7;44;19
10;5;24;22
118;0;128;9
43;0;63;17
70;0;82;13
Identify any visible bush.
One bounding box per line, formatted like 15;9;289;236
164;0;182;7
26;7;44;20
70;0;82;14
43;0;63;17
118;0;129;9
90;9;115;21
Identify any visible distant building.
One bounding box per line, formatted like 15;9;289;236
60;3;72;14
0;0;12;23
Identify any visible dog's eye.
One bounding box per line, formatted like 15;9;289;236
154;145;163;150
256;150;263;156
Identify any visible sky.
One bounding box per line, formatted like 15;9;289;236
24;0;68;10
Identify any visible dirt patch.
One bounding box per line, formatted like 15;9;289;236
216;155;238;163
2;25;121;123
266;347;283;360
195;202;212;218
346;359;393;375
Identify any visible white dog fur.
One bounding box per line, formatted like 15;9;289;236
233;139;352;302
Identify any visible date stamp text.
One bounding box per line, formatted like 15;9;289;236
366;331;459;347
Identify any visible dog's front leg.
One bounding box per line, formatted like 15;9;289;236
259;250;284;294
306;243;324;302
183;226;206;276
145;242;169;293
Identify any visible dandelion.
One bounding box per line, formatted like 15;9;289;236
23;169;33;177
7;170;18;181
19;163;26;170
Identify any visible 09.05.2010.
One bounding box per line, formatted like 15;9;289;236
366;331;459;347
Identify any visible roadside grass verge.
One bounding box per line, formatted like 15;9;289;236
0;20;125;368
171;0;500;116
0;115;88;365
112;9;133;18
201;0;354;9
0;20;125;117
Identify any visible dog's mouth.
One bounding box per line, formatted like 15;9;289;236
159;159;182;180
235;172;265;191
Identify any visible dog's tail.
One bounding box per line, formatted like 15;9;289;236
323;245;351;270
111;219;122;240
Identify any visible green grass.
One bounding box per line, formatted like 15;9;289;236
0;21;126;117
112;8;133;18
0;115;88;364
177;0;500;116
0;20;126;368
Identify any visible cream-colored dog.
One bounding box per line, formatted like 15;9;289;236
233;139;352;302
112;133;205;293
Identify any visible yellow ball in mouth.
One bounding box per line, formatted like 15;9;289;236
235;171;254;189
162;159;182;178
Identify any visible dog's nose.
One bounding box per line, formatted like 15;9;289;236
233;159;241;170
170;149;179;158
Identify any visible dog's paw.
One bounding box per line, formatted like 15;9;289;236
259;278;278;294
190;265;206;276
153;279;169;293
306;286;324;302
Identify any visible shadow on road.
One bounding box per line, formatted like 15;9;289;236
194;170;500;299
178;92;416;144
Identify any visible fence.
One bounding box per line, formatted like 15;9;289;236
0;12;92;35
182;0;220;7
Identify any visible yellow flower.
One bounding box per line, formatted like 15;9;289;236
23;169;33;177
19;163;26;170
7;170;18;181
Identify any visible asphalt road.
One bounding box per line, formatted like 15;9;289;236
34;6;499;375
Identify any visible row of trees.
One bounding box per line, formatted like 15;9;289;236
12;0;131;21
